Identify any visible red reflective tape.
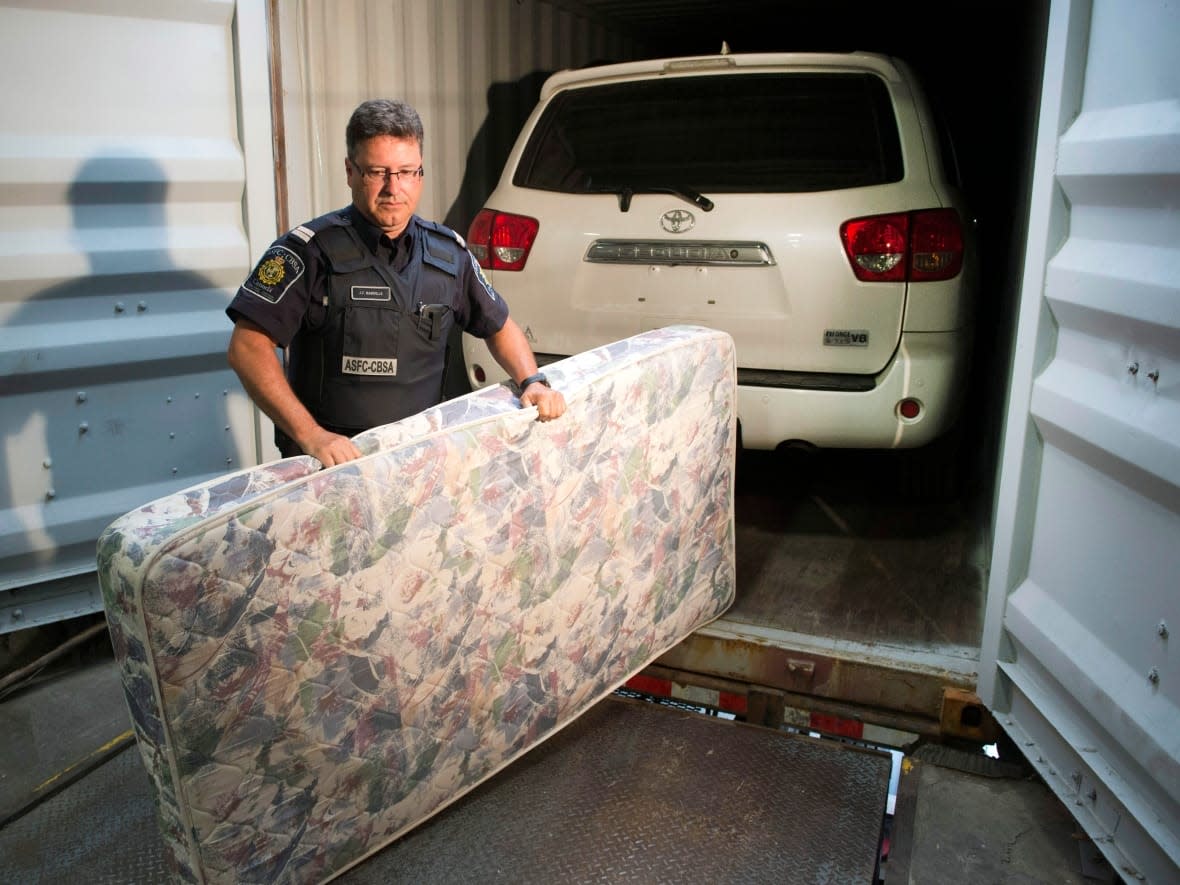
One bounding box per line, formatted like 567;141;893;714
625;674;671;697
719;691;747;714
810;713;864;739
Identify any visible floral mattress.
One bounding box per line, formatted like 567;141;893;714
98;325;737;884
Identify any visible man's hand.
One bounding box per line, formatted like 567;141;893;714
485;319;568;423
300;427;363;467
228;319;364;468
521;382;566;422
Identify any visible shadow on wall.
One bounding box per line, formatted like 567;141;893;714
0;153;229;594
440;70;553;401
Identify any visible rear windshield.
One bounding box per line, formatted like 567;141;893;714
515;72;904;194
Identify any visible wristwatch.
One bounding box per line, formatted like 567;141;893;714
516;372;550;393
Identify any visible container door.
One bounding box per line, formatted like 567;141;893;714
979;1;1180;881
0;0;276;631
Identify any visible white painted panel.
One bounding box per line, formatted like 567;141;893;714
980;0;1180;880
0;0;273;630
275;0;638;238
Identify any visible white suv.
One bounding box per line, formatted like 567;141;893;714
462;51;975;455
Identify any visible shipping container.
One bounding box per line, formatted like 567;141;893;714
0;0;1175;881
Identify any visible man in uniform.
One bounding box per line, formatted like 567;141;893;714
226;98;565;467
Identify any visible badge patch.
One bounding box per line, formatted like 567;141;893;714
351;286;392;301
244;246;305;304
342;356;398;376
824;329;870;346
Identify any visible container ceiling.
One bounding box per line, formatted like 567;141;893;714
549;0;1042;58
548;0;937;55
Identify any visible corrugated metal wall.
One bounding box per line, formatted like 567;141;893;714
0;0;273;630
980;0;1180;879
0;0;637;631
274;0;640;239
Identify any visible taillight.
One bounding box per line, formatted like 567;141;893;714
841;213;909;281
840;209;963;282
909;209;964;281
466;209;539;271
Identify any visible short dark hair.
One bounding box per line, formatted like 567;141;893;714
346;99;424;158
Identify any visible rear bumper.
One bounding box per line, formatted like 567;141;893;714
462;327;971;451
736;328;972;450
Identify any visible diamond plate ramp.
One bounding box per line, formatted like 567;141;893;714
0;744;168;884
340;695;892;884
0;694;889;884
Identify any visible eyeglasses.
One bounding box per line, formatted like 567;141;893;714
355;165;424;185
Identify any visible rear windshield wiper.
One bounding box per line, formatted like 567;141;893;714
586;185;715;213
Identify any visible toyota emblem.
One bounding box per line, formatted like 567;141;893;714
660;209;695;233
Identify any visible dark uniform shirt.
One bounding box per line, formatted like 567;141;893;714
227;206;510;443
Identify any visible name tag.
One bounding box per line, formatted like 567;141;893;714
342;356;398;376
351;286;391;301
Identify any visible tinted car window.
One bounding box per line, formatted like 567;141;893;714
515;73;904;194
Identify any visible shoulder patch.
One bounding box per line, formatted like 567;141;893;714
469;251;498;302
242;245;306;304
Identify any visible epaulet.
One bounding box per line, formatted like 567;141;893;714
286;210;350;245
417;218;466;250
